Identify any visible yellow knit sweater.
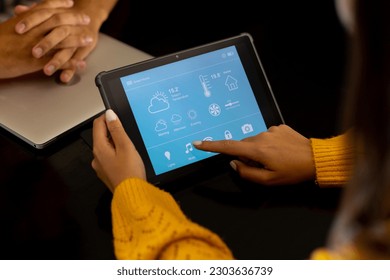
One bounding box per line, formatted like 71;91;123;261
111;133;354;259
310;132;353;187
112;177;234;260
111;178;360;260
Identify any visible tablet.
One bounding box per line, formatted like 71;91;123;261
95;33;284;186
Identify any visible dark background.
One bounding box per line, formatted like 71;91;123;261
0;0;346;260
102;0;348;138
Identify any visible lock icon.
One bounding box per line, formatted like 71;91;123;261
224;130;233;140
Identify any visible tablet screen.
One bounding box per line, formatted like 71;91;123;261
96;33;284;186
119;45;266;176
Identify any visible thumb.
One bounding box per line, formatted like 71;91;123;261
105;109;129;149
230;159;274;185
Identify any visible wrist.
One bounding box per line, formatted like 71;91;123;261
88;8;109;31
0;47;20;78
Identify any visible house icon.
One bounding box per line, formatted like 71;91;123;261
225;75;238;91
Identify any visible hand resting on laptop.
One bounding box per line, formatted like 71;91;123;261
0;0;117;83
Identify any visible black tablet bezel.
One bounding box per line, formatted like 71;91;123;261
95;33;284;187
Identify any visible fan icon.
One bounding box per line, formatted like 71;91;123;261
208;103;221;116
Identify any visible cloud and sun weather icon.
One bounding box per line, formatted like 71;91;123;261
148;91;170;114
155;119;168;132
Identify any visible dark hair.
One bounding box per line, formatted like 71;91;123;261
328;0;390;258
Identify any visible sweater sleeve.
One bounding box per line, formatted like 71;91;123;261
310;245;362;259
111;177;234;260
310;132;354;187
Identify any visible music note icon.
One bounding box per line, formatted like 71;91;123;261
185;143;193;154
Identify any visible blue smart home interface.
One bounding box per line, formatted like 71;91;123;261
120;46;267;175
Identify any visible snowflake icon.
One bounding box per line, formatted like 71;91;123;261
208;103;221;116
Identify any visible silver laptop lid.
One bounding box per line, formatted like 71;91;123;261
0;33;151;149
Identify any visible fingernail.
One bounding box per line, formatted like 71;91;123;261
82;15;90;24
45;64;56;75
15;22;26;33
32;47;43;58
76;60;86;70
105;109;117;122
66;0;74;7
61;73;70;83
83;36;93;44
230;161;237;171
192;140;202;146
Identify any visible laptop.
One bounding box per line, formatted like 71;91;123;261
0;33;152;149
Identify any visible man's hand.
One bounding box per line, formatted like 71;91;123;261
13;0;95;82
